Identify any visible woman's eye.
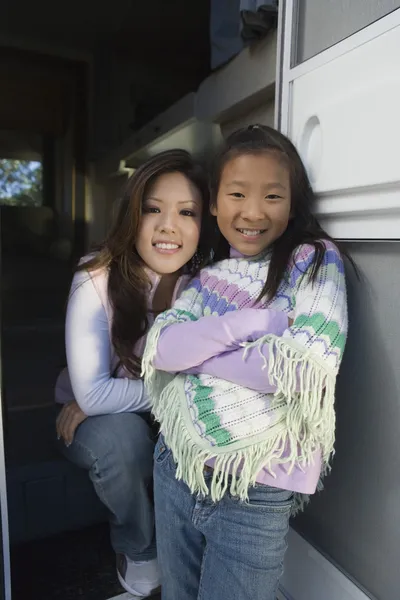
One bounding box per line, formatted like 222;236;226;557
229;192;245;199
180;209;196;217
143;206;160;214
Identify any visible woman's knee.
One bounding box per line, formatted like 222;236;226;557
89;413;154;477
113;412;154;458
63;412;152;472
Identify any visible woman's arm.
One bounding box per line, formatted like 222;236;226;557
66;270;149;416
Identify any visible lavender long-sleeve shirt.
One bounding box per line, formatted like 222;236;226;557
151;266;321;495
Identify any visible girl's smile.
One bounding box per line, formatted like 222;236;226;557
236;227;268;242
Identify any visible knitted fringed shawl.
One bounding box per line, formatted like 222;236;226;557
142;242;348;512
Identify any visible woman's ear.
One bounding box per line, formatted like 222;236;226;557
210;203;217;217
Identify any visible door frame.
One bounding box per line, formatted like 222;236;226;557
0;219;12;599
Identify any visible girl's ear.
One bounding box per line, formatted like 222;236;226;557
210;203;217;217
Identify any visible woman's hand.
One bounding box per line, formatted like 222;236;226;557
56;401;88;446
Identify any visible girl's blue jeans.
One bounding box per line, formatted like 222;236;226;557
154;435;293;600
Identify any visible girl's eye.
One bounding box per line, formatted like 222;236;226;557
266;194;282;200
143;206;160;214
229;192;245;199
180;209;197;217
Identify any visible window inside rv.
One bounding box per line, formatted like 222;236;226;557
0;159;43;207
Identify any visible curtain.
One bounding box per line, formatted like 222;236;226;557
210;0;278;69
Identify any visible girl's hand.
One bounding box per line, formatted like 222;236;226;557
56;400;88;446
183;315;295;391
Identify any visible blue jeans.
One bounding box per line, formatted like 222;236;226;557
57;411;156;561
154;436;293;600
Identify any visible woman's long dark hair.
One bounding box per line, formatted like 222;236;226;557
77;149;213;378
210;124;356;301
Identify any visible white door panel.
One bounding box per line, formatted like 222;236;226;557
278;3;400;239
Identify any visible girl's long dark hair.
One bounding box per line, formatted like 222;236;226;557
77;149;213;378
211;124;356;301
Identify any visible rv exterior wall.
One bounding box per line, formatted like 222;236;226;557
295;243;400;600
290;2;400;599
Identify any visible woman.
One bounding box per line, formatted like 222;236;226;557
54;149;212;598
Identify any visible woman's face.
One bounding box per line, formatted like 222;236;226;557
211;152;291;256
136;171;202;275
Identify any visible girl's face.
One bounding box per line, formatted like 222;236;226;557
211;152;291;256
136;171;202;275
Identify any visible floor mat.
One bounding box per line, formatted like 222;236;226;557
11;523;161;600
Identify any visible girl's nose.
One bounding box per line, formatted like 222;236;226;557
241;198;265;222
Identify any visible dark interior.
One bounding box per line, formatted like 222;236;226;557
0;1;211;597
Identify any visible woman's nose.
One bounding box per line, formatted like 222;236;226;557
157;213;177;233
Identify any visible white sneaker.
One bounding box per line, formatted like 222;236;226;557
117;554;160;598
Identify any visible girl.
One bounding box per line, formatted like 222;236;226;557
142;125;349;600
54;149;213;598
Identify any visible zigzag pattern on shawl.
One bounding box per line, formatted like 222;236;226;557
142;241;348;508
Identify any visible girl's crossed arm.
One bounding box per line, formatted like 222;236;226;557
186;243;348;393
152;284;289;372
